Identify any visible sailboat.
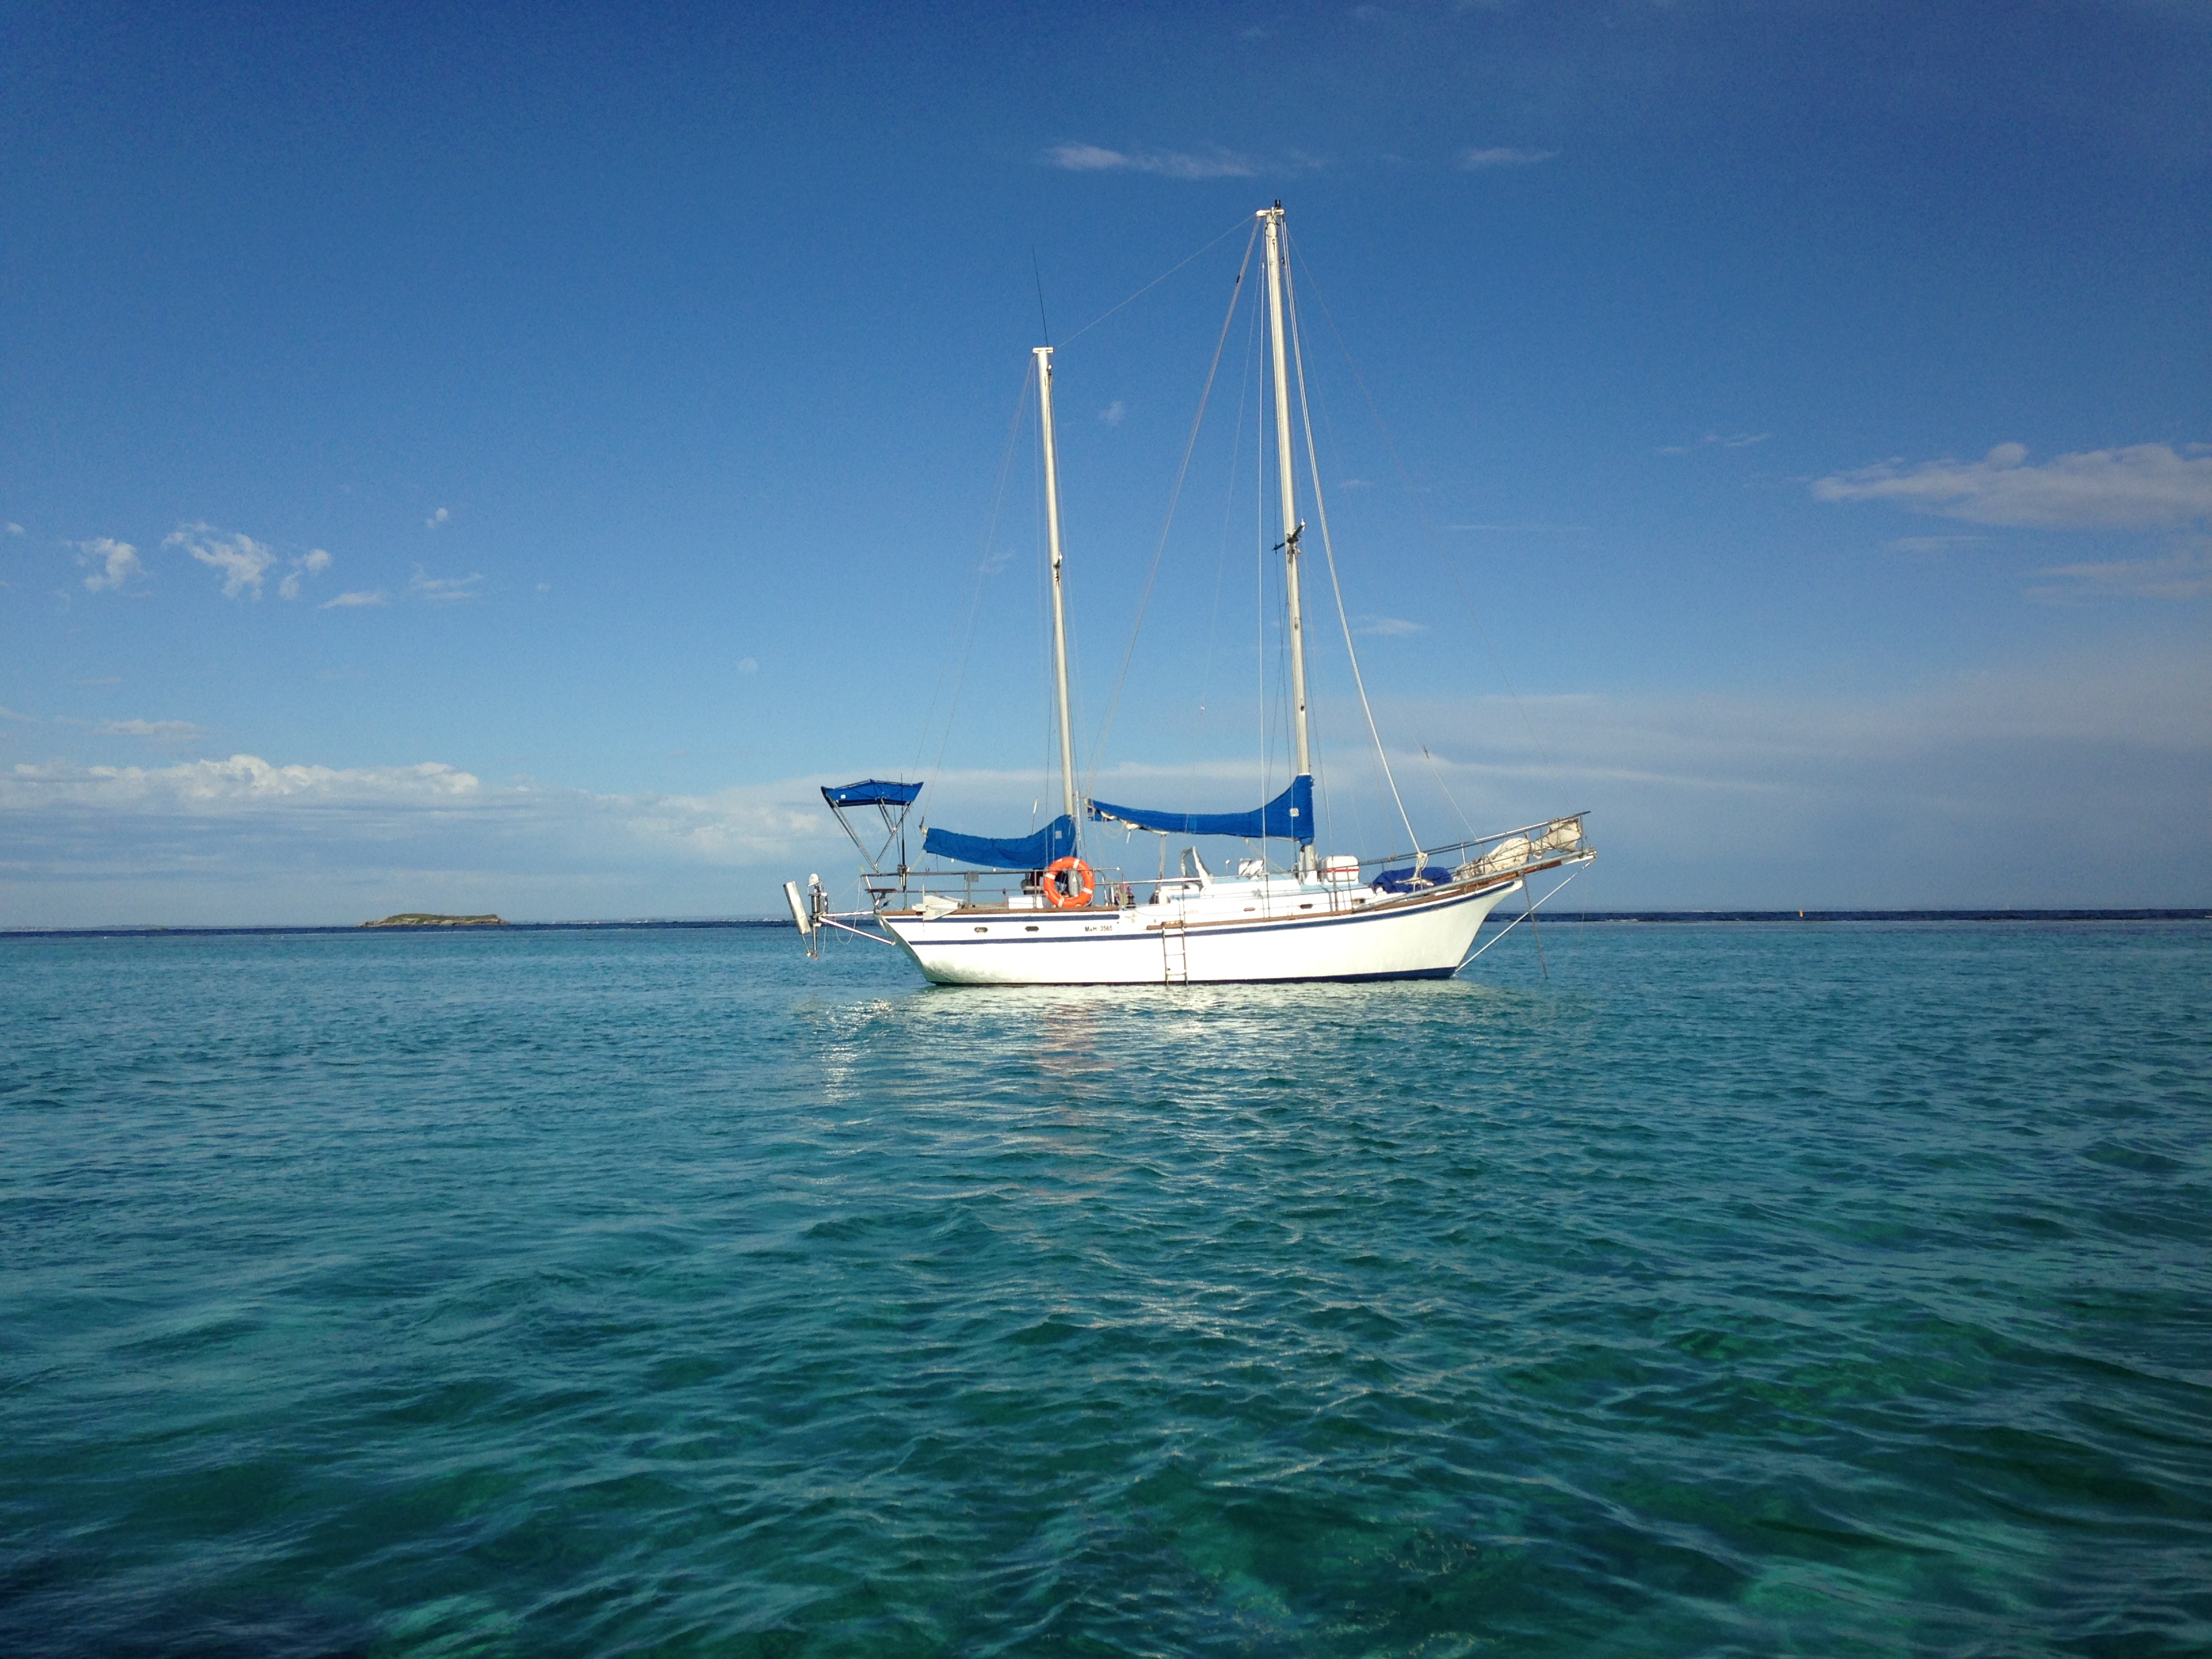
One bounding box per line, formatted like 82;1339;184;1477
787;204;1593;985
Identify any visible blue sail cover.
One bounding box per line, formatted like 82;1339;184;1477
1088;775;1314;844
1372;866;1456;894
922;814;1078;869
822;779;922;808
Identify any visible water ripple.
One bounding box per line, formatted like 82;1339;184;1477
2;921;2208;1655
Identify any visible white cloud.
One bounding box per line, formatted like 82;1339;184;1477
426;506;450;529
165;525;333;600
1812;443;2212;529
5;644;2207;925
1357;615;1427;636
0;705;35;722
1380;644;2212;907
1460;147;1557;169
166;525;278;598
6;522;24;536
0;755;838;923
321;590;390;609
75;537;146;593
1886;535;1987;553
98;718;202;743
2028;543;2212;602
1044;142;1257;180
1099;400;1127;426
409;567;482;602
1658;432;1769;455
535;582;551;596
277;548;333;599
6;754;482;812
736;657;760;675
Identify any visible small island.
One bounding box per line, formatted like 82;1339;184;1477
359;914;506;928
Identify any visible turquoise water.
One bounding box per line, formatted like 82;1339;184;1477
3;922;2208;1656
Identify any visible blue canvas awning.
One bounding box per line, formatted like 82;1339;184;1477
822;779;922;808
1088;774;1313;844
922;814;1078;869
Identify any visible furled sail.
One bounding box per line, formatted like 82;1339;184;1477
922;815;1078;869
1087;774;1313;844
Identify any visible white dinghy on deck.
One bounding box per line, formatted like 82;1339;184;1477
789;204;1593;987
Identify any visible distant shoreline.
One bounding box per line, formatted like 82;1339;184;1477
3;909;2206;941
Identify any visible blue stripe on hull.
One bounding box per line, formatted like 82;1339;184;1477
919;965;1460;988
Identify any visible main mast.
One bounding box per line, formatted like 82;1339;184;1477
1034;345;1079;836
1261;203;1315;874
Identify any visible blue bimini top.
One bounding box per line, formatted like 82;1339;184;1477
821;780;923;808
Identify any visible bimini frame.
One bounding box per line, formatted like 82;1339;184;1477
819;779;922;882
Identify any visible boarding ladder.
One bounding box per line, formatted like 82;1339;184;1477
1161;920;1189;985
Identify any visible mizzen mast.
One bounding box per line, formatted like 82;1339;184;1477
1261;203;1315;874
1035;345;1080;836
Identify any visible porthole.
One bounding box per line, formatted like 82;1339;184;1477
973;926;988;934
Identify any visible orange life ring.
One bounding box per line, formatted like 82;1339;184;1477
1042;856;1096;909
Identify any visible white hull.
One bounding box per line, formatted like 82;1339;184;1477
879;873;1520;987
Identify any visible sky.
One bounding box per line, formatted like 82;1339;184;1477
3;0;2208;925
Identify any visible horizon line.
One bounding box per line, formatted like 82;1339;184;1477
5;908;2208;941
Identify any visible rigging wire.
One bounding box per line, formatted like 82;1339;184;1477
1057;216;1255;350
1265;484;1294;872
1084;222;1260;795
1194;278;1263;752
1421;745;1477;838
1282;232;1423;861
1065;541;1091;849
922;218;1244;808
921;363;1036;792
1337;722;1372;871
1454;864;1585;970
1290;246;1555;772
1292;371;1385;860
1302;603;1340;868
